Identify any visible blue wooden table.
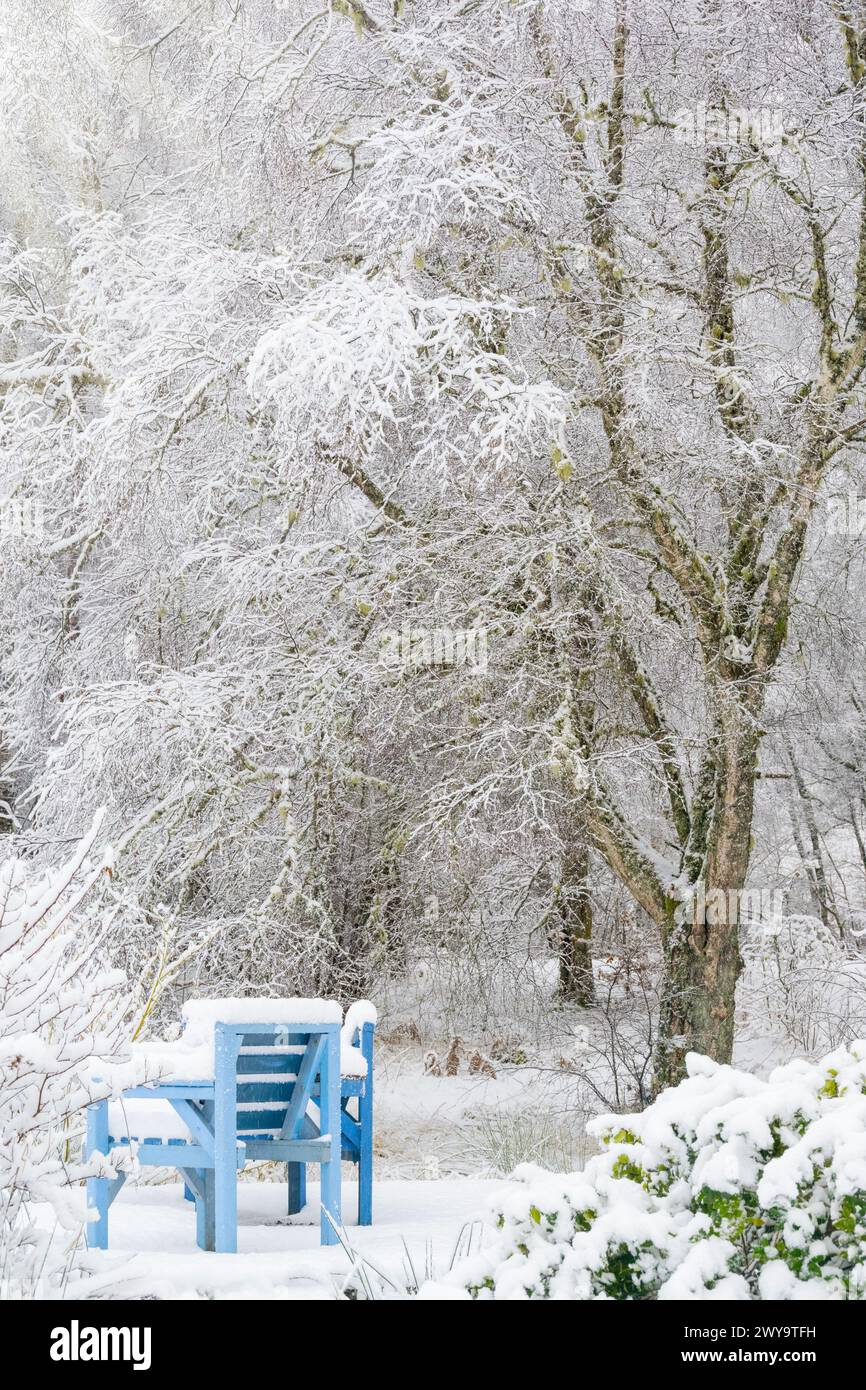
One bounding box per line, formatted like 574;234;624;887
87;1019;342;1253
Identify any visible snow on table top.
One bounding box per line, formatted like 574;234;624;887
108;1098;193;1142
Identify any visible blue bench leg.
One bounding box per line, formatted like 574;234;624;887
214;1031;238;1253
358;1151;373;1226
85;1101;110;1249
196;1170;215;1251
319;1030;342;1246
288;1162;306;1214
359;1047;374;1225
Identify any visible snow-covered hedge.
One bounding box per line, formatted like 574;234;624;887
442;1045;866;1300
0;812;134;1297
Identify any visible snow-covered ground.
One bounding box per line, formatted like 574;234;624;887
76;1177;499;1300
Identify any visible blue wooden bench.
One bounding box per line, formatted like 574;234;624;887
287;1016;375;1224
86;1019;342;1253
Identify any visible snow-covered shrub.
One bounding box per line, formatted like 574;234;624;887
441;1044;866;1299
0;811;134;1297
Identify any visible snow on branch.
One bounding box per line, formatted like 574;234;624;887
248;270;566;464
0;813;137;1297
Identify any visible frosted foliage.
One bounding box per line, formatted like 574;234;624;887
248;271;566;462
0;812;134;1298
741;915;864;1054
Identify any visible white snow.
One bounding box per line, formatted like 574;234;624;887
340;999;377;1078
181;997;343;1027
108;1099;192;1142
339;1046;367;1079
72;1178;498;1301
342;999;378;1039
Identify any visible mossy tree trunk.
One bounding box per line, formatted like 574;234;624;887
653;700;761;1089
0;741;14;836
554;842;596;1006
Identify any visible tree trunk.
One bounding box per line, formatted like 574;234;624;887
554;843;596;1006
0;741;14;836
653;704;759;1090
784;733;839;936
654;892;742;1090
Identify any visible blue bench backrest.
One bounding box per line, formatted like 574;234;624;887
235;1030;316;1138
213;1024;337;1148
